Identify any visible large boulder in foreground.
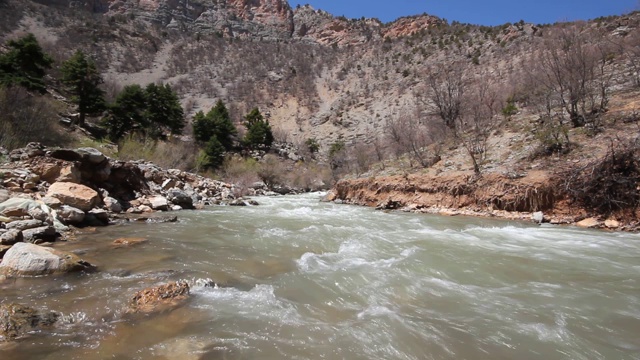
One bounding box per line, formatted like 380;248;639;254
46;182;100;212
0;243;94;276
128;281;190;314
0;303;59;341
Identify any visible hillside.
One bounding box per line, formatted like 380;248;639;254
1;0;640;227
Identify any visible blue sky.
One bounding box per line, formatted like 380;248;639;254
288;1;638;25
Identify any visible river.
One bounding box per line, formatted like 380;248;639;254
1;192;640;359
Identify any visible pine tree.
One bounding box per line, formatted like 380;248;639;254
104;84;147;141
60;50;105;126
243;108;274;149
204;136;225;169
192;100;237;150
0;34;53;92
144;83;184;136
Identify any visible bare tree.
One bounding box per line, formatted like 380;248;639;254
457;79;502;173
427;62;466;130
534;23;612;128
384;108;440;168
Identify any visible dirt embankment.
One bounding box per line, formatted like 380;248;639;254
328;170;638;231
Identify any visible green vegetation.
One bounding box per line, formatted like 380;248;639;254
0;34;53;93
60;50;106;126
243;108;274;150
143;83;184;136
192;100;237;170
105;84;147;140
104;83;185;141
192;100;237;150
501;100;518;118
305;138;320;154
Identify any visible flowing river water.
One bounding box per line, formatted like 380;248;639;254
2;192;640;359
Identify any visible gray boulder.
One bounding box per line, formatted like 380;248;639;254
88;209;109;223
0;198;37;217
103;196;122;213
148;195;169;211
0;230;23;246
0;242;94;276
532;211;545;224
22;226;56;244
167;188;194;209
76;147;106;164
5;220;44;231
57;205;85;225
229;199;247;206
27;207;49;222
0;189;9;203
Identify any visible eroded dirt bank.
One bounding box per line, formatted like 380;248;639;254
328;170;639;231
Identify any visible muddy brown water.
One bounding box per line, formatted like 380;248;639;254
1;192;640;359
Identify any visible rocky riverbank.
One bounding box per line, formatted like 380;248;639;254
326;171;637;231
0;142;269;275
0;142;258;342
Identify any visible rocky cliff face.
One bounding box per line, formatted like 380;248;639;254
34;0;442;44
291;5;382;46
382;15;442;38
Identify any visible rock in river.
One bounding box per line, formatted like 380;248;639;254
128;281;190;314
0;303;59;341
0;242;95;276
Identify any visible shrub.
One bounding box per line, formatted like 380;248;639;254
221;155;260;196
305;138;320;154
116;135;198;171
0;87;69;149
563;141;640;215
502;100;518;118
256;154;286;187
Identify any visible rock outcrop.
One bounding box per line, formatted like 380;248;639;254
0;242;95;276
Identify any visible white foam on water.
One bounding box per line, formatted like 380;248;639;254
195;284;303;325
356;305;397;320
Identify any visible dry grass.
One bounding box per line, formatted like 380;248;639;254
116;135;198;171
0;87;71;150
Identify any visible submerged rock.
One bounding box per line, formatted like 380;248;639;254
112;237;147;247
0;303;59;341
128;281;190;314
0;242;95;276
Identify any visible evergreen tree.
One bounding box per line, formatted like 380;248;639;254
203;136;225;169
192;100;237;150
60;50;105;126
144;83;184;136
192;110;211;142
104;84;146;141
208;100;237;150
0;33;53;92
243;108;274;149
